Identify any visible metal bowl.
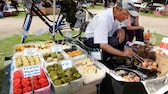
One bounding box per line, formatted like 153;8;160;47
132;58;159;75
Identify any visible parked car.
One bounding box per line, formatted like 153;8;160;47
155;6;165;11
3;3;17;17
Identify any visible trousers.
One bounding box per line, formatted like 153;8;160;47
125;29;144;42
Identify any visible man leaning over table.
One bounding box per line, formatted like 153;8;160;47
83;0;138;69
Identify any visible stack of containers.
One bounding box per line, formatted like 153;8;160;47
11;41;107;94
12;42;51;94
13;43;43;69
39;43;85;94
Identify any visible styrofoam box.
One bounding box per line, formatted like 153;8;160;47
13;52;43;69
45;63;84;94
11;68;51;94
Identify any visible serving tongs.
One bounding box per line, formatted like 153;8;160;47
133;52;145;63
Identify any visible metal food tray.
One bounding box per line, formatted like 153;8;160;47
142;75;168;94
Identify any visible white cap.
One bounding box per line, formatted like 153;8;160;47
117;0;139;16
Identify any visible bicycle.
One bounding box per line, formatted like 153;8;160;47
21;0;95;43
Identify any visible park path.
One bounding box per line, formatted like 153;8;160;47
0;9;168;40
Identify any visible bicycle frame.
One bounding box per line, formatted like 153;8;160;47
21;1;67;43
21;0;95;43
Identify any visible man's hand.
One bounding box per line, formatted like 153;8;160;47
123;48;134;57
117;29;125;43
139;26;144;31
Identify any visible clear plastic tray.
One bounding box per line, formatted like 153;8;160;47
73;58;106;84
45;63;83;94
14;43;37;53
40;50;68;67
36;40;56;51
50;77;84;94
63;44;88;61
13;52;43;69
11;68;51;94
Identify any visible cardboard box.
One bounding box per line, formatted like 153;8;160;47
45;8;58;15
32;8;46;15
156;54;168;77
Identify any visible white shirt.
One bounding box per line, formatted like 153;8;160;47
84;8;121;44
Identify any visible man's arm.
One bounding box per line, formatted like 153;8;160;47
99;43;133;57
126;16;144;30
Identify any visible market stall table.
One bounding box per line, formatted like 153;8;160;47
2;41;168;94
2;58;100;94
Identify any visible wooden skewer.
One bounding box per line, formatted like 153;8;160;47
133;52;144;63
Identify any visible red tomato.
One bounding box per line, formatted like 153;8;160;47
22;80;31;87
13;88;22;94
23;86;32;93
39;78;48;84
14;83;22;89
34;84;41;90
13;78;21;84
41;81;49;87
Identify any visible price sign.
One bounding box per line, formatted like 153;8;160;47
23;65;41;78
51;45;62;52
61;59;72;70
24;48;37;56
91;52;102;60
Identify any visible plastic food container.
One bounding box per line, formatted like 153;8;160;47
11;68;51;94
14;43;37;53
73;58;106;84
63;44;88;61
40;50;68;67
50;77;84;94
45;63;83;94
36;40;56;52
13;53;43;69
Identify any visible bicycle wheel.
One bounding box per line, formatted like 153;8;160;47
58;27;82;39
21;13;33;43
